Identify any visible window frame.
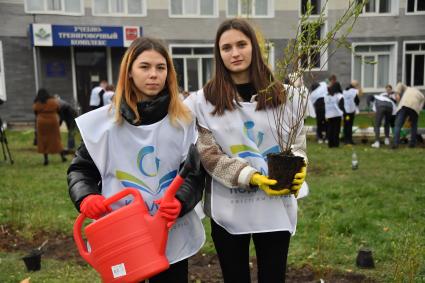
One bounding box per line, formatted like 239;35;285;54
92;0;147;17
351;41;398;93
299;0;327;18
226;0;275;18
298;20;328;71
168;0;218;18
357;0;399;16
403;40;425;89
169;44;214;92
405;0;425;15
24;0;84;16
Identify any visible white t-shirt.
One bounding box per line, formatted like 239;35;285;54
89;86;104;107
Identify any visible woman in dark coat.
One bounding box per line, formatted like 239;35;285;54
33;88;66;165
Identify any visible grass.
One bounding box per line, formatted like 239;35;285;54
0;129;424;282
305;110;425;128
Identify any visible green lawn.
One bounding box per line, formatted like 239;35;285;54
305;110;425;128
0;130;424;282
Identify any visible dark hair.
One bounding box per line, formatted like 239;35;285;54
310;82;320;92
34;88;52;103
328;82;342;96
204;18;284;115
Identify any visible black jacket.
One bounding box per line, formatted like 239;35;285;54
67;92;205;217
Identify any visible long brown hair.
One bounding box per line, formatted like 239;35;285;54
114;37;191;125
204;18;284;115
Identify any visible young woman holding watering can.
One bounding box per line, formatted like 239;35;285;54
67;37;205;283
189;18;307;283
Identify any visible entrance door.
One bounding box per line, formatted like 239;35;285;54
74;47;107;113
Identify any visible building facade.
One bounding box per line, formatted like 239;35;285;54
0;0;424;122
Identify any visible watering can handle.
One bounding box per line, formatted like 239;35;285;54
73;188;143;265
103;188;142;207
73;213;92;265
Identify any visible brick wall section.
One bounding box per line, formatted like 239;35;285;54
0;36;36;122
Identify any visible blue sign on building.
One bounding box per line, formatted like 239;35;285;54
30;24;143;47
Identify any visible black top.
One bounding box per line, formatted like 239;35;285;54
236;83;256;102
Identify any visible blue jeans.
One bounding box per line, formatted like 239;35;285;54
393;106;418;147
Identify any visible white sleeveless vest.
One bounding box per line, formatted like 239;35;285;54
325;93;343;118
76;106;205;264
193;90;306;235
310;81;327;104
342;88;358;114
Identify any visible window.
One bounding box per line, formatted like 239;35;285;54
352;43;397;91
299;22;326;70
406;0;425;14
25;0;83;15
301;0;322;16
0;41;6;102
404;42;425;88
169;0;217;17
227;0;274;18
93;0;146;16
357;0;398;15
171;45;214;92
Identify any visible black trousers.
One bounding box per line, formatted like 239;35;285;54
144;259;188;283
374;105;393;141
314;99;326;140
211;219;291;283
343;112;355;144
327;116;342;147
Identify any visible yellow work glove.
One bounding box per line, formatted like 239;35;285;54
290;166;307;198
250;173;290;196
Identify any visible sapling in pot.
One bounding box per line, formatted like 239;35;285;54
255;0;365;190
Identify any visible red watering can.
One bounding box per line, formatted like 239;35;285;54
73;144;200;283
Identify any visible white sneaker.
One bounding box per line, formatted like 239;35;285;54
318;139;323;144
384;138;390;145
371;141;380;148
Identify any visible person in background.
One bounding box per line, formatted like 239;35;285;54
310;81;328;143
102;84;115;105
191;18;307;283
67;37;205;283
328;74;339;89
342;80;361;145
387;86;400;133
392;82;425;149
89;80;107;111
371;84;397;148
33;89;67;165
286;73;315;120
325;82;343;148
55;94;78;151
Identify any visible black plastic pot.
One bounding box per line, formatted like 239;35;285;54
267;153;305;190
356;248;375;269
22;250;42;272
